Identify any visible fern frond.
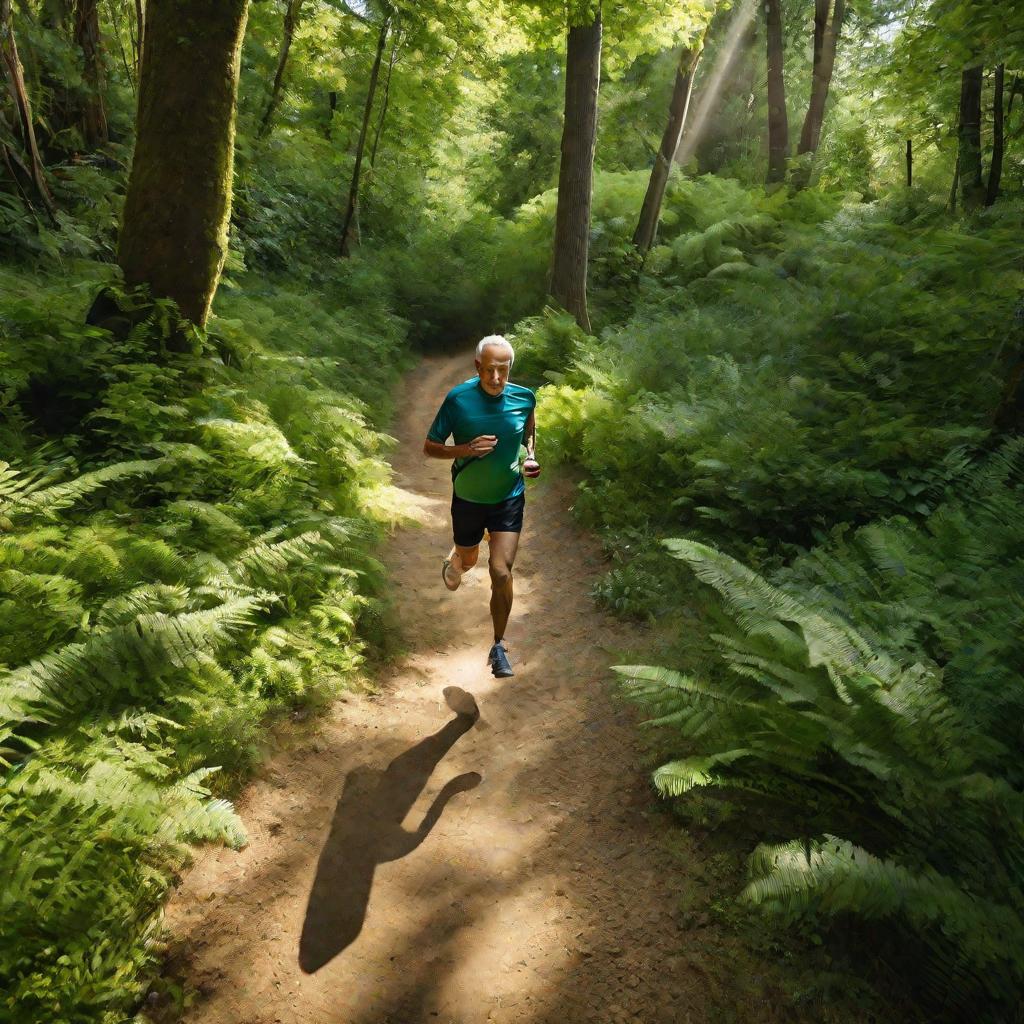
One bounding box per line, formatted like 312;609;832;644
0;597;265;729
744;836;1024;994
653;749;755;796
0;458;171;519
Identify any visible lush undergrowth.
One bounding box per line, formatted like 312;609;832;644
0;261;407;1023
503;173;1024;1018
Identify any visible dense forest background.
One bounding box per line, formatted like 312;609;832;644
1;0;1023;1021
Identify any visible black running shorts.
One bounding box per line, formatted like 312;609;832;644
451;492;525;547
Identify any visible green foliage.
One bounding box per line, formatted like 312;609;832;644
0;268;404;1022
529;179;1020;555
615;440;1024;1013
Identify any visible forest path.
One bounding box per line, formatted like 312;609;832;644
161;352;756;1024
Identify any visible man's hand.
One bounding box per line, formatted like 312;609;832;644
462;434;497;458
523;457;541;478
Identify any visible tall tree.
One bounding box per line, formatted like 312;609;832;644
986;62;1005;207
259;0;305;138
796;0;845;169
632;23;708;256
340;13;389;256
550;5;602;333
118;0;249;327
0;0;57;218
73;0;108;146
957;64;984;210
369;25;401;168
764;0;788;184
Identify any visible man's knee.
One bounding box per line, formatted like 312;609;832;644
488;560;513;588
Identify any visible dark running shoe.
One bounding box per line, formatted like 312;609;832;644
488;641;514;678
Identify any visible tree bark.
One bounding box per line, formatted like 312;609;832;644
632;35;704;255
796;0;845;173
259;0;304;138
118;0;249;327
797;0;844;154
550;6;601;333
765;0;788;184
133;0;145;77
0;0;56;218
905;138;912;186
957;64;984;211
340;16;388;256
73;0;108;146
986;63;1004;206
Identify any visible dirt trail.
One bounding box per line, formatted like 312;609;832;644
161;352;747;1024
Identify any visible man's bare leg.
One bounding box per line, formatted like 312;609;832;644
487;531;520;644
443;543;479;590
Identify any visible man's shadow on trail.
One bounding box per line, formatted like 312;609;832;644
299;687;482;974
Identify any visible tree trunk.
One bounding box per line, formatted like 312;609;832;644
795;0;845;185
0;0;56;218
118;0;249;327
369;27;400;168
797;0;844;155
765;0;788;184
258;0;304;138
986;63;1004;206
326;90;337;138
632;35;704;255
340;16;388;257
906;138;912;186
957;64;984;211
550;6;601;333
133;0;145;76
73;0;108;146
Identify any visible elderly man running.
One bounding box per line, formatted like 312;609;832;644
423;336;540;678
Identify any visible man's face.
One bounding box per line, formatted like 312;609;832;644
476;346;511;396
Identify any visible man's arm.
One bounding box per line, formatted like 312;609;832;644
423;436;497;459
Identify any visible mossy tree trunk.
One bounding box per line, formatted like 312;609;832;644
118;0;248;328
73;0;108;146
1;0;57;218
765;0;788;184
632;35;704;256
259;0;304;139
550;6;601;334
957;64;984;211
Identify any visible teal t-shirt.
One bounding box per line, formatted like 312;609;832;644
427;378;536;504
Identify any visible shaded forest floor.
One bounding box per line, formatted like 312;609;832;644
154;352;885;1024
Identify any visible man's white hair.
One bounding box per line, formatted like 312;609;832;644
476;334;514;365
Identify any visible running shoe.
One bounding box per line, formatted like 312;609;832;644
488;641;514;678
442;557;461;591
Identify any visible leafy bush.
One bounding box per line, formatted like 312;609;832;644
0;271;405;1023
614;440;1024;1016
531;186;1021;559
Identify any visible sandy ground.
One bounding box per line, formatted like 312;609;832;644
158;352;783;1024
